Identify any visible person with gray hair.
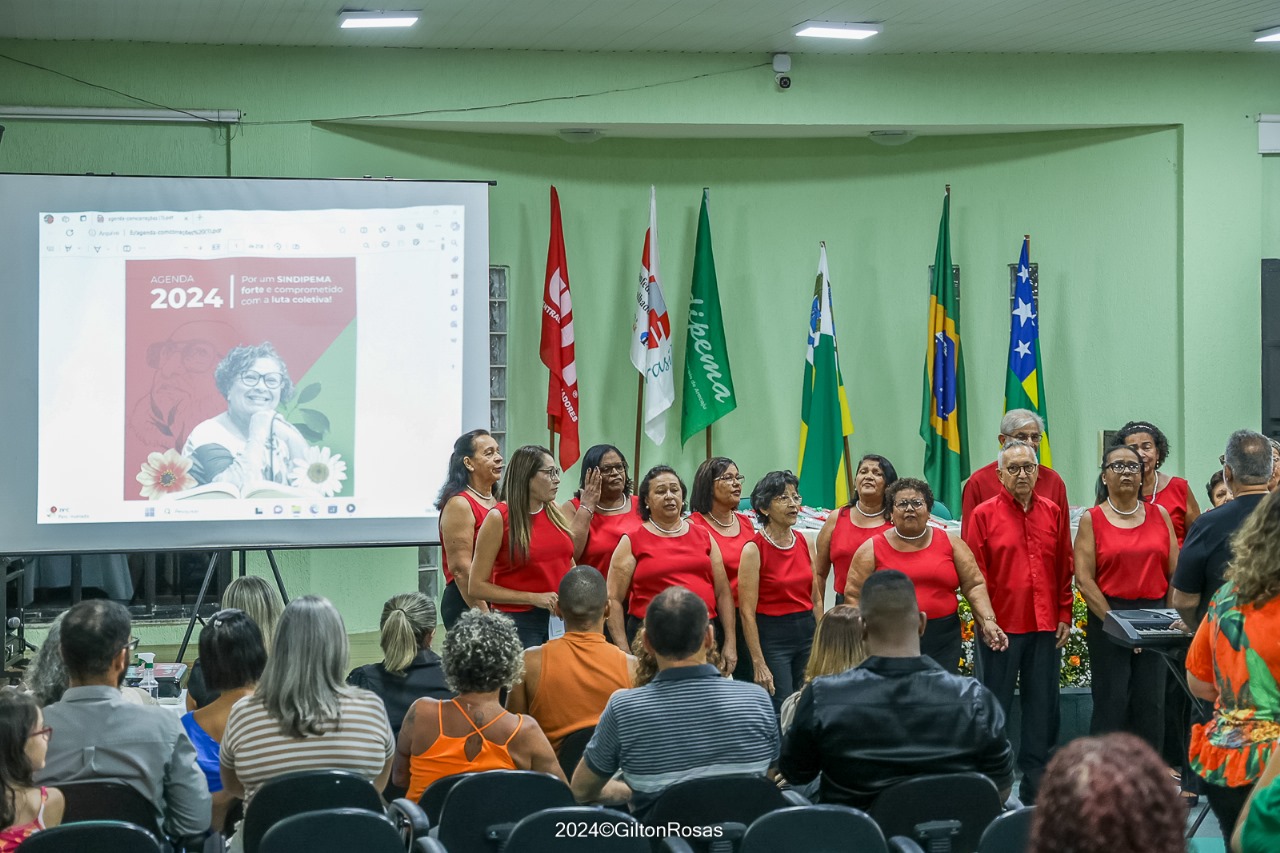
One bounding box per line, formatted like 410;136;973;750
219;595;394;828
393;609;564;802
960;408;1070;521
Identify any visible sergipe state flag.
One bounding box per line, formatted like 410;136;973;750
798;243;855;509
629;186;675;445
1005;237;1053;467
919;188;969;516
540;186;580;469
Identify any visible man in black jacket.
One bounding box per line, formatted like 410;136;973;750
780;570;1014;808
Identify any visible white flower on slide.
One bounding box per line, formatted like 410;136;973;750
291;446;348;497
136;449;197;499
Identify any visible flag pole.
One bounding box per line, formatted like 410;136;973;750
548;416;556;458
705;425;712;460
842;436;854;500
633;376;645;472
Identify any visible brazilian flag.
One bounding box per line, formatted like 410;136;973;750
1005;237;1053;467
920;189;970;516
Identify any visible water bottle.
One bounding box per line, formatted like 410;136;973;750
138;653;159;699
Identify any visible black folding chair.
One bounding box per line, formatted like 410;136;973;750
16;820;161;853
259;808;404;853
435;770;574;853
977;806;1033;853
869;773;1003;853
240;770;385;853
741;804;887;853
644;775;790;852
505;806;646;852
557;725;596;779
418;773;473;827
57;780;164;839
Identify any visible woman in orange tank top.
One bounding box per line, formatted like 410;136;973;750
393;610;564;800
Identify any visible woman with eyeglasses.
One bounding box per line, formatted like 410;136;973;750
0;688;64;850
470;445;576;648
1074;443;1178;753
814;454;897;603
1115;420;1200;547
737;471;822;711
435;429;503;628
606;465;738;672
181;341;309;490
559;444;637;577
689;457;756;679
845;477;1007;673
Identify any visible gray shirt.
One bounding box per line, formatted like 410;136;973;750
35;685;212;838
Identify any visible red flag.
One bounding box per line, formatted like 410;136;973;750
540;186;580;468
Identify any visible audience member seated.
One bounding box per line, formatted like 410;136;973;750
0;688;64;850
35;600;211;839
780;570;1013;809
188;575;283;711
220;595;393;847
1028;734;1184;853
506;567;635;752
23;612;155;708
181;609;266;833
779;604;866;733
570;586;778;817
347;592;452;738
630;626;724;687
394;609;564;801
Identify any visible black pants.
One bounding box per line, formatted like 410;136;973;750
732;612;755;683
922;614;962;675
756;611;816;714
1086;598;1166;753
440;580;467;631
1202;780;1254;844
978;631;1060;804
502;607;550;649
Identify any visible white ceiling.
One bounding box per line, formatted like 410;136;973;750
3;0;1280;54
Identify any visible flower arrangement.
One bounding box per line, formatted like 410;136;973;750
958;586;1091;688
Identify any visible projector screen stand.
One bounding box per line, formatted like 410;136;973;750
174;549;291;664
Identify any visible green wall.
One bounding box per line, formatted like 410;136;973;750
1;42;1275;626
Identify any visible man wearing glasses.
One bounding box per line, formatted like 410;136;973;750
962;439;1074;805
960;409;1069;523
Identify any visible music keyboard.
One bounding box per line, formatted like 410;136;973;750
1102;608;1191;649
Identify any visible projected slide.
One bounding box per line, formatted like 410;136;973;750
37;206;463;526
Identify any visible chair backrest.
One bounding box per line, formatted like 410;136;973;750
869;773;1003;853
16;820;161;853
241;770;386;853
978;806;1033;853
557;725;596;779
505;806;647;853
644;775;790;852
436;770;575;853
258;808;405;853
742;805;887;853
56;780;164;839
418;772;474;826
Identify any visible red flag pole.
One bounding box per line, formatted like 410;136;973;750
633;376;644;473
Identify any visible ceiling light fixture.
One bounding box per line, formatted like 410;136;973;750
795;21;882;40
557;129;603;144
339;10;421;29
1255;25;1280;43
868;130;916;147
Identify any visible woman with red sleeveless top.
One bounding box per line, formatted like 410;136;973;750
559;444;638;577
815;454;897;603
737;471;821;712
1115;420;1200;547
606;465;737;673
435;430;502;629
1075;443;1179;753
470;445;576;649
846;478;1007;673
689;457;756;680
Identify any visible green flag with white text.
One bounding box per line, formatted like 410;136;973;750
680;189;737;443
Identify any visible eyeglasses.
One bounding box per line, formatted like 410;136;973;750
1104;461;1142;474
539;466;562;480
1009;432;1043;444
1004;463;1038;476
772;493;803;505
240;371;283;390
598;464;627;475
893;499;926;510
124;637;140;652
716;474;746;484
27;727;52;740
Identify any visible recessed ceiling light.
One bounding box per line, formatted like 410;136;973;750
1255;25;1280;43
795;21;882;41
339;10;421;29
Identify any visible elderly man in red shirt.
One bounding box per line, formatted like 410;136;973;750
962;439;1073;805
961;409;1069;520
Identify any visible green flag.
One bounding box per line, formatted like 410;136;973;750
681;189;737;443
798;243;855;509
919;189;970;516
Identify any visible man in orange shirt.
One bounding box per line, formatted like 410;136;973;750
506;566;636;753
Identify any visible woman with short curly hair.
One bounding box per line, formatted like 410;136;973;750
393;610;564;800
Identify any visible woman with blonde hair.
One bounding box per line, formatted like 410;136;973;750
187;574;284;710
779;605;866;733
470;445;576;648
348;592;452;738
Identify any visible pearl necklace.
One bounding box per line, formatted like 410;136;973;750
1107;498;1140;517
854;501;884;519
706;511;737;530
1144;473;1163;503
894;526;929;541
596;497;629;512
763;527;796;549
466;484;494;501
649;517;686;535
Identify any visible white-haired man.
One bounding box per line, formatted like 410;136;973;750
961;409;1069;521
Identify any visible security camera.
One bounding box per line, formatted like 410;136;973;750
772;53;792;89
775;73;792;90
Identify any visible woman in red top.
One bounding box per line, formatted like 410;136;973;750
470;445;576;648
737;471;821;712
1074;443;1178;752
560;444;636;577
688;456;755;680
846;478;1006;673
435;430;502;629
1115;420;1200;547
606;466;737;673
814;454;897;603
